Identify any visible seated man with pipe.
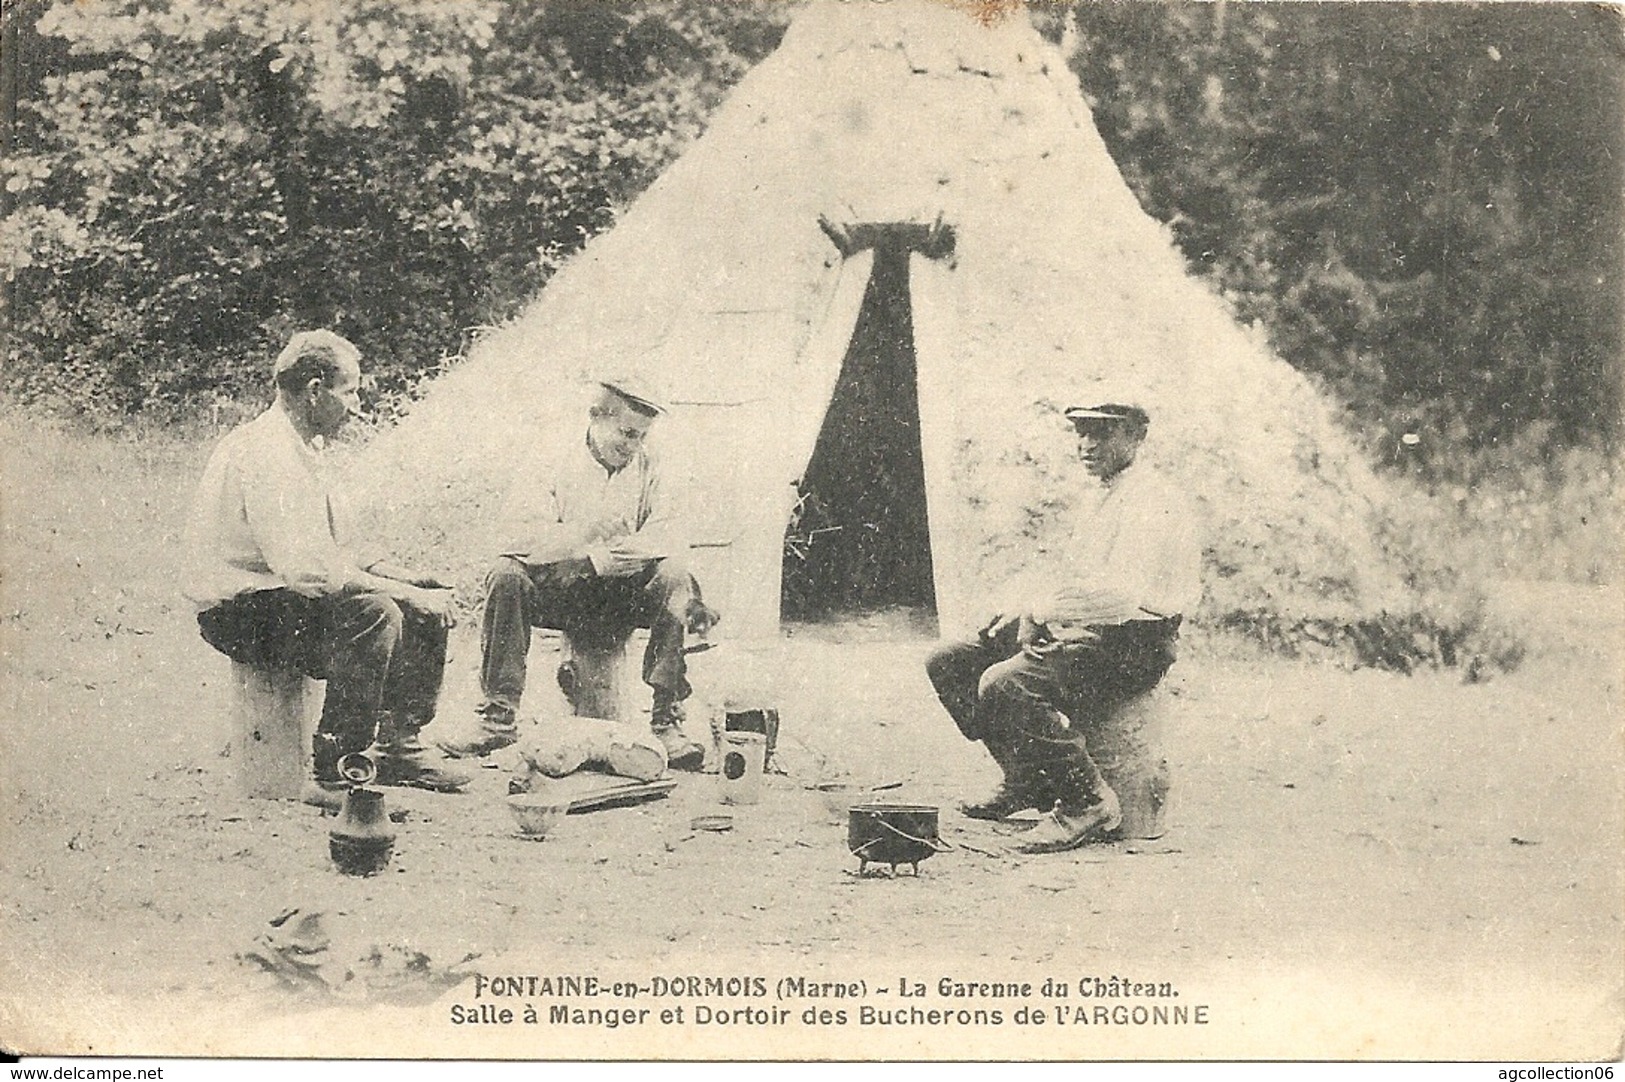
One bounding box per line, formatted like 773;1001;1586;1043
925;400;1201;853
184;330;468;807
438;377;717;770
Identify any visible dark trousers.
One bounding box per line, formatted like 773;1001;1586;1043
925;617;1180;809
198;588;447;757
478;555;699;716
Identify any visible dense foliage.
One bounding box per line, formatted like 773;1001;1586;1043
2;1;1619;485
0;0;788;417
1042;2;1622;479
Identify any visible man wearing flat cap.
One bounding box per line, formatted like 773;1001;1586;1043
184;330;469;806
926;400;1201;853
439;377;716;768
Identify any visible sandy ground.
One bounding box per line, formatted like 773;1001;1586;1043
1;424;1621;1061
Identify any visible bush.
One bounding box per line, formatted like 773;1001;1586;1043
1386;442;1624;589
1046;2;1622;484
1;0;789;424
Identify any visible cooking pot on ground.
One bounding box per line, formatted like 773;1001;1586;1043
847;803;951;875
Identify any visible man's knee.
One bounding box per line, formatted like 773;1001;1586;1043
484;556;532;599
645;558;713;634
975;659;1012;701
645;556;697;599
976;656;1048;708
925;640;975;695
328;590;404;655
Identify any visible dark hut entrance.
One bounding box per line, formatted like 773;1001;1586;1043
782;221;953;630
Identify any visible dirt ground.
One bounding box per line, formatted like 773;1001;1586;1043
1;421;1620;1061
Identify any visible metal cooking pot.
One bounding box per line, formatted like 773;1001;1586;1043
847;803;951;875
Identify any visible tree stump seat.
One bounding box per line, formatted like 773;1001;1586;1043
555;633;633;721
229;661;321;799
1092;686;1173;840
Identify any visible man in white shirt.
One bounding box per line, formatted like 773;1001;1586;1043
925;401;1201;853
438;380;716;769
184;331;468;805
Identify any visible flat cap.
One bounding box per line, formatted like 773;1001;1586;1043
1064;402;1150;428
598;376;665;416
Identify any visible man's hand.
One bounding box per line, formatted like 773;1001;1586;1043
980;612;1017;641
399;583;456;628
685;598;721;637
501;522;595;567
594;514;636;541
591;545;653;578
980;611;1049;645
353;564;454;627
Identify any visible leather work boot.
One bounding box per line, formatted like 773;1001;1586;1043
960;737;1047;820
1015;790;1123;854
650;693;705;772
959;781;1042;821
436;705;519;759
377;721;471;793
300;779;346;812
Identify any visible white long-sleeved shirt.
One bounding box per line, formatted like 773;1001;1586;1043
182;405;371;607
1037;463;1203;632
496;428;679;571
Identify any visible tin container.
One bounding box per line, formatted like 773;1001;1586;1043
718;731;766;805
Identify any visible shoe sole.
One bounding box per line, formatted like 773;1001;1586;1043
377;777;470;794
435;737;518;760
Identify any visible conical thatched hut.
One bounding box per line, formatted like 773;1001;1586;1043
354;0;1451;659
